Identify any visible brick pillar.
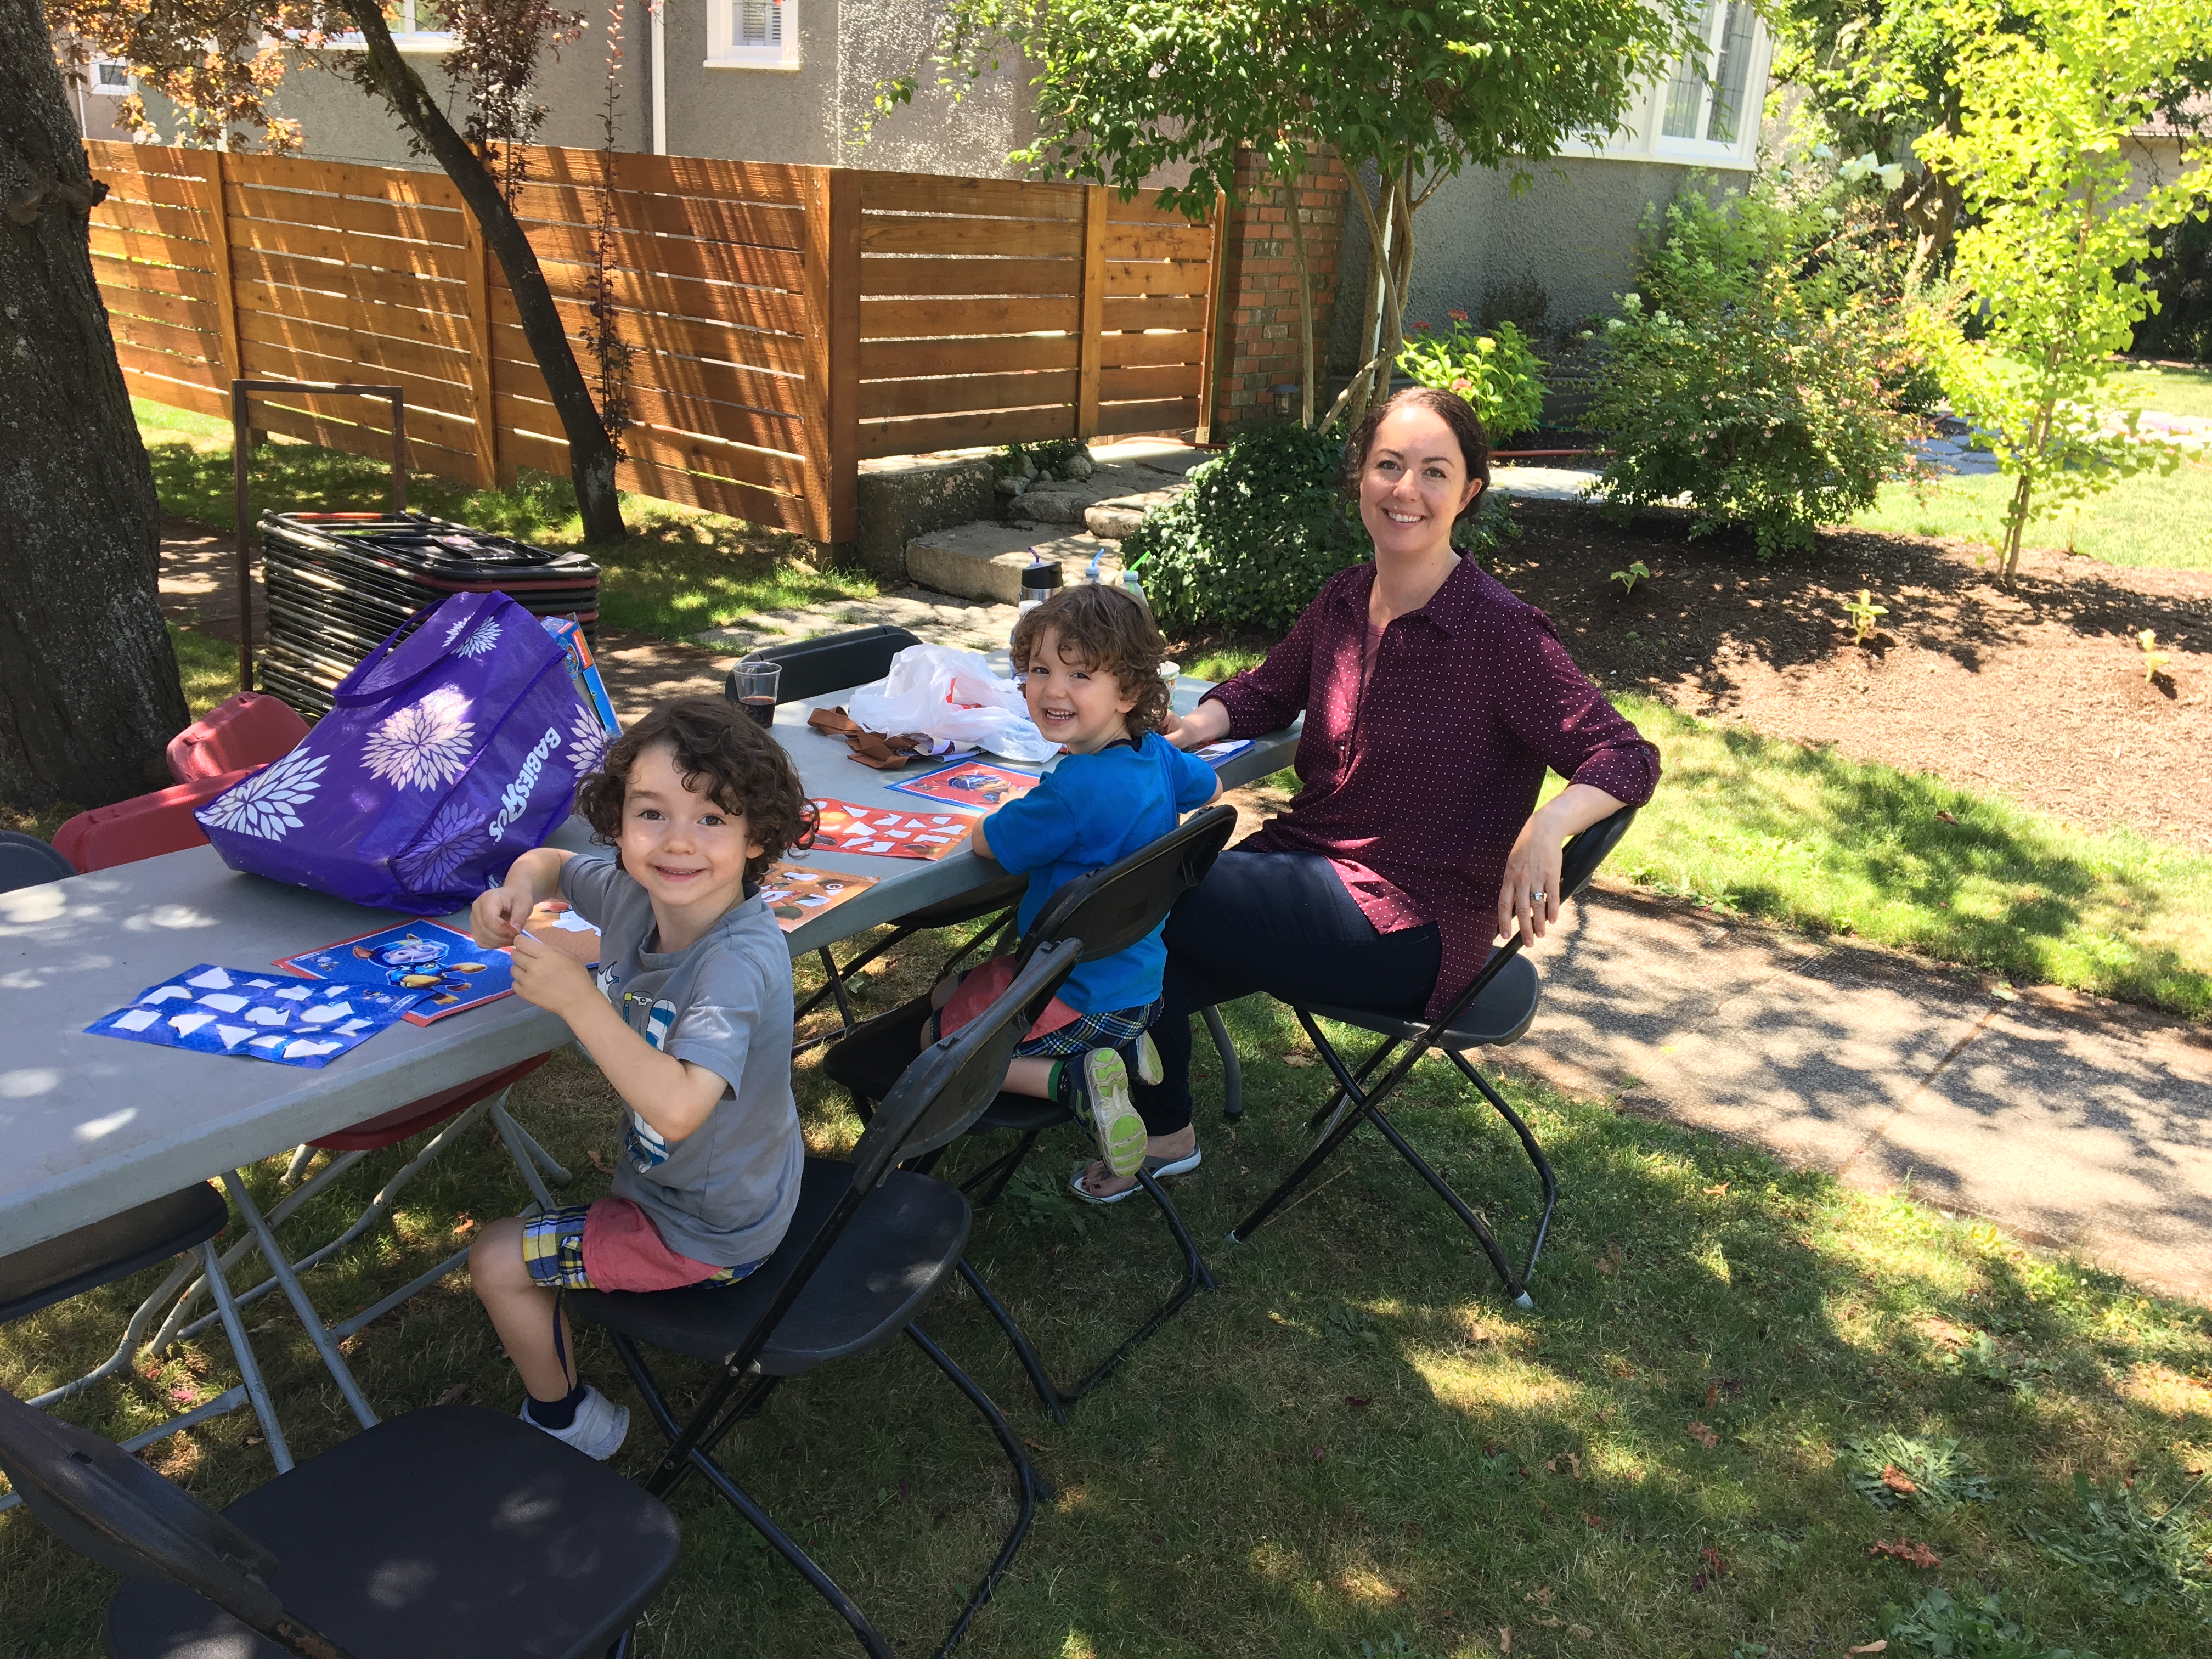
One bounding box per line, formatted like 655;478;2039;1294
1210;149;1350;435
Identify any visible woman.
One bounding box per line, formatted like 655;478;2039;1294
1073;385;1660;1201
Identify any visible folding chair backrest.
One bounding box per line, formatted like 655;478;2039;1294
731;625;923;706
719;941;1079;1383
167;692;311;783
0;1388;346;1659
1558;805;1639;905
0;832;74;893
1016;803;1237;970
51;769;257;873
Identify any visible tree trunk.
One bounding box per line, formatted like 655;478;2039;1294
340;1;627;544
0;0;190;813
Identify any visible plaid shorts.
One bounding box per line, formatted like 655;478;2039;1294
521;1204;755;1292
1011;999;1163;1060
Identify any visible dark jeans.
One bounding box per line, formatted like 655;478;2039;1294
1131;850;1442;1136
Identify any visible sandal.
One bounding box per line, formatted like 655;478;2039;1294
1068;1147;1203;1205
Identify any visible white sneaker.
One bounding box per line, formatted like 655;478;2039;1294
520;1385;629;1460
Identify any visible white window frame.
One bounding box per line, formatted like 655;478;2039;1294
705;0;799;70
308;2;458;54
88;57;136;95
1563;6;1771;171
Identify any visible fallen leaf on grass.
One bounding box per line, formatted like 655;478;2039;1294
1849;1644;1888;1655
1703;1379;1720;1410
1567;1626;1594;1639
1528;1585;1555;1607
1596;1244;1625;1277
435;1383;469;1407
451;1214;476;1238
1498;1628;1511;1655
1282;1054;1316;1068
244;1436;262;1447
1936;810;1961;826
1532;1613;1563;1629
1700;1544;1728;1577
1583;1512;1607;1529
1703;1183;1730;1196
1867;1538;1942;1568
1880;1464;1918;1496
1686;1421;1720;1449
586;1149;611;1175
1545;1451;1583;1479
1022;1438;1047;1453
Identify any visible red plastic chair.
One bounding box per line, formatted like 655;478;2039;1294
166;692;310;784
52;769;258;873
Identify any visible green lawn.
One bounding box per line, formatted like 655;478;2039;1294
1187;654;2211;1020
2115;360;2212;420
4;973;2208;1659
1850;462;2212;572
134;400;879;640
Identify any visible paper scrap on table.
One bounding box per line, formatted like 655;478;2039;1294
1195;738;1254;768
757;862;878;934
804;799;972;861
278;918;515;1026
884;761;1043;814
85;966;421;1069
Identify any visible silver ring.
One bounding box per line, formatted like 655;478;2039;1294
1532;890;1547;903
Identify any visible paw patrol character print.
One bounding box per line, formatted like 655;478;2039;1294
352;934;489;1008
940;768;1014;805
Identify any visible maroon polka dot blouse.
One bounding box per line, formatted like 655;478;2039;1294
1203;555;1660;1019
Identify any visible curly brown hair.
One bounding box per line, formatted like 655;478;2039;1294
575;695;816;883
1008;582;1172;737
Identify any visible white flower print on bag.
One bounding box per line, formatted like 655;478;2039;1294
195;749;327;842
363;687;476;790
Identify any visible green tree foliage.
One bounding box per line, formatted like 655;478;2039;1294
881;1;1691;426
1915;0;2212;580
1582;168;1936;558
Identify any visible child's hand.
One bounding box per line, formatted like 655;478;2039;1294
471;881;532;949
509;930;597;1020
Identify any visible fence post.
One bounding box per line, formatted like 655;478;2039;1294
1077;185;1108;439
462;210;501;490
202;151;244;401
800;166;860;550
1196;189;1231;444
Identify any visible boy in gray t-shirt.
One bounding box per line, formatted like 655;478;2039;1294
467;696;816;1461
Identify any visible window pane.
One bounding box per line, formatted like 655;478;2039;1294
1704;3;1757;144
737;0;783;47
97;61;129;87
1659;1;1714;139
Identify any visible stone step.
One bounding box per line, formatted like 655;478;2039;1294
904;521;1133;606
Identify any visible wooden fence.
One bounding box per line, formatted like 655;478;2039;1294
84;140;1225;545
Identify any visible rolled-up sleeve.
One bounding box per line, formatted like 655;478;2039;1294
1494;611;1660;806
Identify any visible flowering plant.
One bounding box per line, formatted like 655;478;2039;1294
1396;312;1547;441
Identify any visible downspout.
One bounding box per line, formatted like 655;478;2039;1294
650;0;666;154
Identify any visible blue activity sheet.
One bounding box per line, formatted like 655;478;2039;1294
278;918;514;1025
85;964;422;1069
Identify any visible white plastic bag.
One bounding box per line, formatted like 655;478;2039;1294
840;644;1058;763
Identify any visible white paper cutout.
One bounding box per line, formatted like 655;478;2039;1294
213;1024;255;1048
115;1008;159;1032
283;1039;341;1059
244;1006;289;1027
274;986;312;1002
167;1012;215;1036
300;1004;349;1025
196;993;249;1013
186;968;234;991
139;985;191;1005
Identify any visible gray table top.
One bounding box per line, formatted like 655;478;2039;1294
0;675;1295;1259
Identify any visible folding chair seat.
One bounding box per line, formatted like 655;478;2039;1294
166;690;311;783
824;804;1238;1421
0;830;74;888
727;624;1026;1052
1223;806;1640;1308
50;768;257;872
567;941;1082;1659
0;1390;680;1659
0;1182;290;1516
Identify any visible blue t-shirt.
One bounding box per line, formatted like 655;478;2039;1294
982;730;1218;1013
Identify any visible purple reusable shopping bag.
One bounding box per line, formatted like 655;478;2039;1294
196;591;612;911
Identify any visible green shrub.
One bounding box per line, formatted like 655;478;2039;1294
1124;422;1372;636
1582;169;1935;557
1397;312;1548;440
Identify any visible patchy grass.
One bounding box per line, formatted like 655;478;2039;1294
1850;462;2212;572
3;957;2208;1658
2115;360;2212;421
133;400;879;640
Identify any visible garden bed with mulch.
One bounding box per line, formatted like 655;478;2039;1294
1489;500;2212;850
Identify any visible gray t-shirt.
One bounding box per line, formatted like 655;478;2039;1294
558;854;803;1267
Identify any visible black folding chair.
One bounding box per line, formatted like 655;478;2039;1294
1225;806;1639;1308
730;624;1029;1052
567;940;1081;1659
823;805;1238;1421
0;1387;679;1659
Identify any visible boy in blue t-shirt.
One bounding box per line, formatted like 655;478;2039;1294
926;583;1219;1193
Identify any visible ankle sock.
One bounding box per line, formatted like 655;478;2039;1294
525;1381;586;1431
1048;1059;1073;1104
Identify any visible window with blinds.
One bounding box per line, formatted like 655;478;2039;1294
708;0;797;65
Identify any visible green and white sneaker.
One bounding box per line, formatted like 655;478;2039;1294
1130;1030;1164;1087
1071;1049;1146;1178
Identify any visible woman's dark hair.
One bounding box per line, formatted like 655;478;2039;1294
1342;385;1492;527
1009;582;1172;736
576;695;816;882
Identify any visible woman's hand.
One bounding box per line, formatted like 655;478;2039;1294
509;930;597;1021
1495;783;1629;944
1161;698;1231;750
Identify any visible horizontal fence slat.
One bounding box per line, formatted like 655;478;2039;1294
859;334;1080;380
242;334;477;424
621;422;809;496
1103;223;1215;262
862;215;1082;258
224;151;465;211
1102;294;1207;331
859;256;1077;298
499;145;807;207
239;306;471;391
1099;363;1200;403
227;182;469;249
115;338;224;393
859;296;1079;341
231;244;471;320
92;161;216;216
1102;191;1209;227
1102;259;1212;298
487;322;802;419
106;310;220;363
857;172;1085;221
619;452;811;533
509;182;804;251
253;402;479;483
97;279;219;335
229;212;470;282
487;284;809;377
91;252;218;304
91;196;215;249
860;405;1075;458
1094;396;1196;437
860;368;1080;422
528;253;806;337
121;363;232;423
88;221;215;273
496;379;805;460
521;216;805;294
1097;330;1207;368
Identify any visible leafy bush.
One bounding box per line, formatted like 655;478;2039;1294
1581;167;1936;557
1397;311;1548;440
1123;422;1371;635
